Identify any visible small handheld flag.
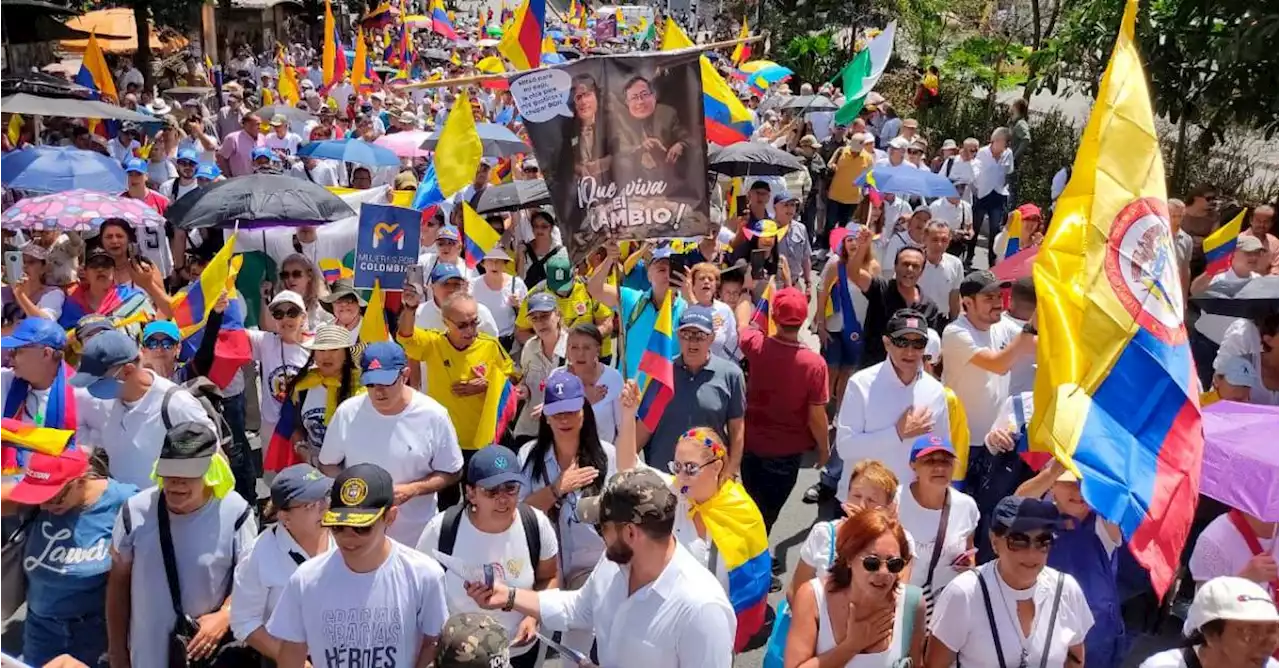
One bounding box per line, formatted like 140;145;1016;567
1202;208;1247;277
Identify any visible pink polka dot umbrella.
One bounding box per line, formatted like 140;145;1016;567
0;189;167;231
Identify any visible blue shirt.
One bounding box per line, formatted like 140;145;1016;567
24;479;138;619
618;287;687;380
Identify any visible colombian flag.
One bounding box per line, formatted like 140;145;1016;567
75;32;118;138
322;0;347;92
360;279;390;344
460;203;502;269
730;17;751;65
472;364;519;449
662;20;753;145
1032;0;1202;597
319;257;353;283
750;278;777;336
690;479;771;650
171;235;241;339
1;419;73;458
1202;208;1246;277
498;0;546;71
431;0;460;39
636;291;676;430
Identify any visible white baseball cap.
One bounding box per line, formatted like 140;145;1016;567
924;328;942;362
268;290;307;311
1184;576;1279;636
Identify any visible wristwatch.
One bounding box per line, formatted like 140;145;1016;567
1022;322;1038;336
502;587;517;612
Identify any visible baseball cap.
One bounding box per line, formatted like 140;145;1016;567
798;134;820;149
903;118;919;129
251;146;275;162
176;148;200;164
991;495;1061;534
521;157;539;171
361;341;408;386
270;114;288;127
124;157;148;174
268;290;306;311
912;204;932;217
84;248;114;268
545;254;574;294
960;270;1011;298
1238;235;1265;253
577;468;677;525
849;132;869;146
466;444;524;489
438;224;461;243
772;191;800;205
270;463;333;509
6;448;90;505
889;136;911;150
437;613;510;668
482;246;510;263
941;139;958;151
74;314;113;343
678;305;715;334
924;328;942;362
430;262;464;284
19;242;48;261
142;320;181;342
773;287;808;326
303;324;356;351
195;163;221;180
156;421;219;479
1183;576;1280;636
650;246;675;262
886;309;929;338
2;316;67;349
1218;356;1258;387
543;368;585;416
323;463;395;528
526;291;558;314
71;329;138;393
910;433;956;462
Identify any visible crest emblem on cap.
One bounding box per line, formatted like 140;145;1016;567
575;302;587;316
340;478;368;506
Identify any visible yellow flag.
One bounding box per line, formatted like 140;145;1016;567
322;0;338;87
359;279;389;344
435;90;483;197
352;27;369;92
6;115;23;146
476;56;506;74
277;45;300;106
81;32;118;102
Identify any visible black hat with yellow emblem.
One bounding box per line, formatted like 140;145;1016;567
323;463;395;528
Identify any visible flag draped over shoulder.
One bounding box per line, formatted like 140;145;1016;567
1031;0;1202;597
689;479;771;650
636;292;676;429
498;0;546;71
662;20;753;145
1202;208;1246;277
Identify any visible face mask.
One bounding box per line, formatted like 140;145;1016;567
88;376;123;400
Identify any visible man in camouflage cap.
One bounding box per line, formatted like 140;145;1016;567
437;613;510;668
577;468;678;563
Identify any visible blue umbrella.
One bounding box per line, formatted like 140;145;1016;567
547;29;565;40
0;146;127;194
855;164;959;198
419;123;531;157
298;140;402;167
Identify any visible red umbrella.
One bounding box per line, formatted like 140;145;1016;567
993;246;1039;281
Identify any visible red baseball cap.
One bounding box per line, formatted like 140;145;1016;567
773;287;808;326
8;448;89;505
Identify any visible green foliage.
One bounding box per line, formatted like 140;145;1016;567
776;32;847;86
942;37;1029;92
893;0;947;61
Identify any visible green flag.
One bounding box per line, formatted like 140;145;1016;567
834;49;872;125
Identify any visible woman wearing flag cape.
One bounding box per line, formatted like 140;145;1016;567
614;380;772;651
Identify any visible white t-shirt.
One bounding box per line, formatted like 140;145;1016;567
929;198;973;231
1139;647;1280;668
230;524;336;642
158;177;200;202
1189;513;1277;596
99;372;216;489
469;273;529;337
554;364;624;443
897;486;980;591
266;541;449;667
929;563;1093;668
416;508;559;655
264;131;303;157
248;330;310;428
941;315;1021;442
919;254;964;318
516;440;617;576
319;392;465;545
298;386;329;451
799;519;918;578
709;299;740;362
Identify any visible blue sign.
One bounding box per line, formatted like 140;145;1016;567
354;203;422;290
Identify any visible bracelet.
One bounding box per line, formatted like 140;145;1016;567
502;587;517;612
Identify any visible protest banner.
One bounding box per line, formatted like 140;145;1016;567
353;203;422;290
509;51;711;263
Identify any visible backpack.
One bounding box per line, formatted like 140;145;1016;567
522;243;563;288
160;378;233;453
436;504;541;570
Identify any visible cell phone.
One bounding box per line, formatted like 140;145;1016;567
749;249;767;280
406;264;425;293
2;250;22;285
482;563;496;589
127;241;141;260
537;632;589;665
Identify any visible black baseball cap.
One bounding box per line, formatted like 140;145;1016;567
992;495;1061;534
156;422;219;479
960;270;1011;298
323;463;395;528
886;309;929;338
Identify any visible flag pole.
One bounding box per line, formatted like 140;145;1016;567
613;258;628;381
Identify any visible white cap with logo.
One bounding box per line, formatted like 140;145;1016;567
1184;576;1280;636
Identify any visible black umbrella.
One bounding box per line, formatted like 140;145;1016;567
708;141;805;177
1190;275;1279;319
1;72;92;99
781;95;838;113
421;48;451;62
475;179;552;214
166;174;355;230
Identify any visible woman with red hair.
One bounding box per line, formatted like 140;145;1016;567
785;507;926;667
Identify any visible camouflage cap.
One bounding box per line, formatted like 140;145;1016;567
577;468;677;525
437;613;510;668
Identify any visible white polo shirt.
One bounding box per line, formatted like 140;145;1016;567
538;543;736;668
919;253;964;318
929;198;973;233
974;145;1014;199
99;372;216;489
230;524;336;642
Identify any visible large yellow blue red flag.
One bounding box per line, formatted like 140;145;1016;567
472;364;519;449
730;17;751;65
1031;0;1202;597
687;470;770;650
171;234;241;339
498;0;546;71
460;202;503;269
662;19;754;145
1202;208;1246;277
434;91;483;197
636;291;676;429
74;33;117;102
322;0;344;90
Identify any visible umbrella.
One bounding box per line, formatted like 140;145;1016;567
0;93;154;122
373;131;434;158
1202;401;1279;521
254;105;312;124
855;164;959;198
1;72;92;99
1;190;166;231
781;95;838;113
486;25;503;37
298;140;402;168
992;246;1038;282
477;38;501;47
708;141;805;177
475;179;552;214
1190;275;1279;318
60;8;188;54
165;174;356;230
404;14;431;28
420;123;531;158
1;146;127;194
421;48;451;62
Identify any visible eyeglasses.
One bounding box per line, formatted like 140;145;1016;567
667;459;714;477
889;335;927;350
678;330;711;343
279;269;306;280
272;308;304;320
449;318;481;331
143;338;178;350
861;555;908;574
907;148;924;155
1004;531;1055;552
333;524;374;536
481;482;521;498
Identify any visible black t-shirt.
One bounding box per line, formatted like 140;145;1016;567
859;277;946;367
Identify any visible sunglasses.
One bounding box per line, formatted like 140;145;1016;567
450;318;481;331
143;338;178;350
668;459;715;477
333;524;374;536
890;335;927;350
272;308;304;320
481;482;521;498
861;555;908;574
908;148;924;154
678;330;711;343
1005;531;1056;552
279;269;306;280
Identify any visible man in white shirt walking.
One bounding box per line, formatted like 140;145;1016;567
969;128;1015;268
918;221;964;319
929;192;974;260
463;468;737;668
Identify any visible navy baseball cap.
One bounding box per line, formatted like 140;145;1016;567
123;157;148;174
773;191;800;204
430;261;464;283
360;341;408;386
543;368;584;416
2;317;67;349
992;495;1062;534
678;305;715;334
176;148;199;164
526;292;557;314
71;329;139;393
270;463;333;509
909;433;956;462
466;444;524;489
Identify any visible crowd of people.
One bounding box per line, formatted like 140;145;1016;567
1;2;1278;668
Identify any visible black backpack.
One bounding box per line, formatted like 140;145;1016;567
436;504;541;569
